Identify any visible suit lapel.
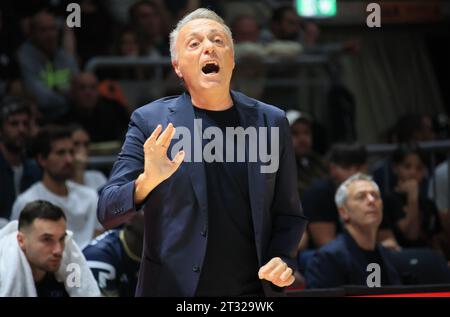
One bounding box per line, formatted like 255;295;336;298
232;91;265;263
168;93;208;217
167;91;266;262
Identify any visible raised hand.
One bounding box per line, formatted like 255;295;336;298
135;123;185;204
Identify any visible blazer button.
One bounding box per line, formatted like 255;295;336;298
193;265;200;273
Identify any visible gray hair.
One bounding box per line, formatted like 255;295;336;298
334;173;380;208
169;8;234;61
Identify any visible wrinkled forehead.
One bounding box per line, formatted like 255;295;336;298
178;18;231;42
348;180;379;196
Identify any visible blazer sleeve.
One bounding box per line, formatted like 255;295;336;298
97;110;148;229
267;114;308;270
305;249;346;289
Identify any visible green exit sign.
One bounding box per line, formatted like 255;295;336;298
295;0;337;18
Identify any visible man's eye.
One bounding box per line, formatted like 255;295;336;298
214;38;223;44
189;41;199;48
372;193;381;200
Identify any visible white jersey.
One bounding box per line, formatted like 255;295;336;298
11;181;101;248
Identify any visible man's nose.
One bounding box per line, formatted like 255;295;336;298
65;153;74;164
203;39;215;55
18;123;29;133
366;193;378;203
53;241;64;256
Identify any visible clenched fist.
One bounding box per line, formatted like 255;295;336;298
258;257;295;287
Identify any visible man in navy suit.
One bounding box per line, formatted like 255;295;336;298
305;173;401;288
98;8;306;297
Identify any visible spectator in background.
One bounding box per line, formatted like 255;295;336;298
115;26;141;57
230;15;261;44
73;0;116;67
429;161;450;250
300;20;360;56
0;97;41;225
129;0;170;57
264;6;302;42
393;114;436;144
17;10;79;122
10;126;100;249
433;113;450;141
107;26;148;81
164;0;223;22
259;6;305;110
373;113;436;196
70;125;107;191
305;173;401;289
0;200;100;297
429;161;449;215
83;211;144;297
286;110;328;198
302;143;397;249
262;5;360;55
63;72;130;143
0;8;22;98
383;144;446;254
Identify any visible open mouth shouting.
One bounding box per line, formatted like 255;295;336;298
201;61;220;75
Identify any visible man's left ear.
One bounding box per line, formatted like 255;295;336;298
232;51;235;70
172;60;183;79
338;206;350;223
17;231;26;252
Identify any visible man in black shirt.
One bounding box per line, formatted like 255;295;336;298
302;143;368;248
305;173;401;288
98;8;307;296
193;106;261;296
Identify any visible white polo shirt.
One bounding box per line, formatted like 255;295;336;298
10;181;101;248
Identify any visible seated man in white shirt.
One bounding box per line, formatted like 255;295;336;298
0;200;100;297
11;125;101;248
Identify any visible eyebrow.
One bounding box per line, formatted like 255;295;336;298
186;29;225;39
208;29;223;35
355;190;379;195
40;233;67;239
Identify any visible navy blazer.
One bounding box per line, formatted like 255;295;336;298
97;91;307;296
305;232;402;289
